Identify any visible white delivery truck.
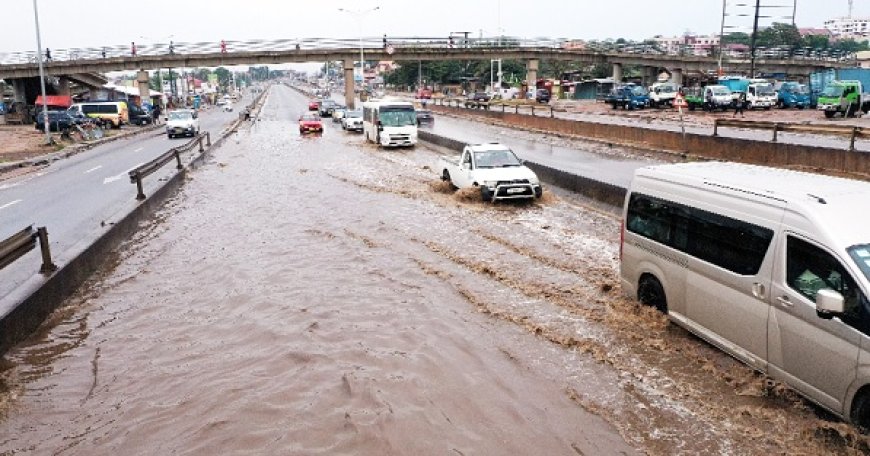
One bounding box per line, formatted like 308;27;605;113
620;161;870;428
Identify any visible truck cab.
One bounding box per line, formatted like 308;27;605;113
817;80;870;118
776;81;811;109
648;82;678;108
605;84;650;110
746;81;776;110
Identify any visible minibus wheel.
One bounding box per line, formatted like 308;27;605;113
638;274;667;313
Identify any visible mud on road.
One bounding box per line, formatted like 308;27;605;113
1;85;869;455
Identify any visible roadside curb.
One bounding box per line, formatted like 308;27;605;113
0;124;162;176
0;86;272;355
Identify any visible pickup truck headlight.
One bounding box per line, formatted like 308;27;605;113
482;180;498;189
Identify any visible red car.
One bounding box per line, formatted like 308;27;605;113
416;88;432;99
298;113;323;134
308;100;320;111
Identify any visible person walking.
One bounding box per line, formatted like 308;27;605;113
44;48;51;61
131;41;137;57
101;47;107;58
733;91;747;117
220;40;227;53
169;41;175;55
152;103;162;125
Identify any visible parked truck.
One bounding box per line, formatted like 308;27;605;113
817;80;870;118
648;82;678;108
604;83;650;110
718;77;776;110
683;85;733;111
775;81;811;109
438;142;543;202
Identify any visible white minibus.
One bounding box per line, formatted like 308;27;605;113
362;101;417;148
620;162;870;427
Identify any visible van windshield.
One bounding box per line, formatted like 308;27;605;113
379;107;416;127
168;111;193;121
848;244;870;283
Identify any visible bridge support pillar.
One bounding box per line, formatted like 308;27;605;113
343;59;356;109
57;77;71;96
136;70;150;106
11;79;26;104
525;59;539;94
612;63;623;83
643;67;657;86
671;68;683;86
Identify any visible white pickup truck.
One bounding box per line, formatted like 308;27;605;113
438;143;543;201
165;109;200;139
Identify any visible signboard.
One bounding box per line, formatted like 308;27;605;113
674;93;688;108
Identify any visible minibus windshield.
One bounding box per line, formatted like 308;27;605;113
849;244;870;283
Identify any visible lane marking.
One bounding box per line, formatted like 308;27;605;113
0;199;22;210
85;165;103;174
103;162;144;184
134;147;144;152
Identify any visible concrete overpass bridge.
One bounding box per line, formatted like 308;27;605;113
1;37;853;108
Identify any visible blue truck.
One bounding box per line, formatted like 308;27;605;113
775;81;811;109
604;83;650;110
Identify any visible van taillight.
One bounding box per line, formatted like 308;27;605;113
619;220;625;261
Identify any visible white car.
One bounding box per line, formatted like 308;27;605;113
438;143;542;201
341;110;363;132
165;109;200;138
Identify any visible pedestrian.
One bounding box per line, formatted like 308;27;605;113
44;47;51;61
383;34;387;49
169;41;175;55
220;40;227;54
131;41;137;57
152;103;162;125
101;47;106;58
448;36;454;49
295;42;300;50
733;91;747;117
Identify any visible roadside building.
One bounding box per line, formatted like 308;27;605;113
858;50;870;69
823;16;870;41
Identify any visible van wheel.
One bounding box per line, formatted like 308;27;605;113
638;275;667;313
851;388;870;431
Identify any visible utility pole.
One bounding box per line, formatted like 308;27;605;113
749;0;761;78
32;0;51;145
718;0;727;75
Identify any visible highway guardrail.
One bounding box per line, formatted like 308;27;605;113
0;225;57;274
128;132;211;200
432;97;557;118
713;119;868;151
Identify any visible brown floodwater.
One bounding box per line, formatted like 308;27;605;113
1;85;868;455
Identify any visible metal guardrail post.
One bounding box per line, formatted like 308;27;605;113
515;105;519;114
134;171;146;200
198;136;204;153
502;104;505;113
205;131;211;147
174;149;183;169
37;227;57;274
550;106;554;118
713;119;719;137
850;127;858;151
530;106;535;117
772;124;779;143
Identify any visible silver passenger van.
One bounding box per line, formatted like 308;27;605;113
620;162;870;426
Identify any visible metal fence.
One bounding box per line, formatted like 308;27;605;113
129;132;211;200
0;225;57;274
713;118;869;151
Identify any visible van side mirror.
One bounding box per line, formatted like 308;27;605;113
816;289;845;319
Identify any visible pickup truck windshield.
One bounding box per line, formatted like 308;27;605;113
631;87;649;96
710;87;730;96
822;86;845;97
656;85;676;93
379;108;416;127
849;244;870;283
474;149;522;168
168;112;192;121
796;85;810;94
345;110;362;118
756;85;775;96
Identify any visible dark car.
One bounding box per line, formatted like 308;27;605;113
469;92;491;102
319;99;336;117
34;110;77;131
128;104;152;126
535;89;551;103
416;110;434;127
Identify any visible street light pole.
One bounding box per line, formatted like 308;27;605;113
339;6;380;96
32;0;51;145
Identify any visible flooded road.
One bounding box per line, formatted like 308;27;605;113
1;84;868;455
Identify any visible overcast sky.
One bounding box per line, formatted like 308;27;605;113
2;0;866;54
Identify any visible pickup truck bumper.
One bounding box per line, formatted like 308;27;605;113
482;182;543;202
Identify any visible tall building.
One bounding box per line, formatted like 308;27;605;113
823;17;870;41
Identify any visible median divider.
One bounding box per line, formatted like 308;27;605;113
713;118;868;151
417;130;627;207
0;85;274;355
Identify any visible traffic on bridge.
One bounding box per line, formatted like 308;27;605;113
2;1;870;455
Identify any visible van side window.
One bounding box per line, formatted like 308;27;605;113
787;236;869;334
626;193;773;275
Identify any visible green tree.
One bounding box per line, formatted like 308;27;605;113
722;32;751;45
756;22;801;48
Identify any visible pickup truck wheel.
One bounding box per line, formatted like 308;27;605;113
480;186;493;202
534;187;542;198
824;111;835;119
851;388;870;431
847;106;857;118
638;274;667;314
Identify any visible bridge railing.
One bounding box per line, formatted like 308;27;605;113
0;37;857;65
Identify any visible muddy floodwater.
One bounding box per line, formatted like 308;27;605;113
1;85;869;455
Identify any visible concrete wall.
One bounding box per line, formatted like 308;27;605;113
428;105;870;177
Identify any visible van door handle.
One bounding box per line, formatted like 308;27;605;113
776;296;793;308
752;283;766;299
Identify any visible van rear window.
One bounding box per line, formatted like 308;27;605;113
626;193;774;275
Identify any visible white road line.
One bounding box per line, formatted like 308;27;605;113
103;162;144;184
0;199;22;210
85;165;103;174
134;147;144;152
